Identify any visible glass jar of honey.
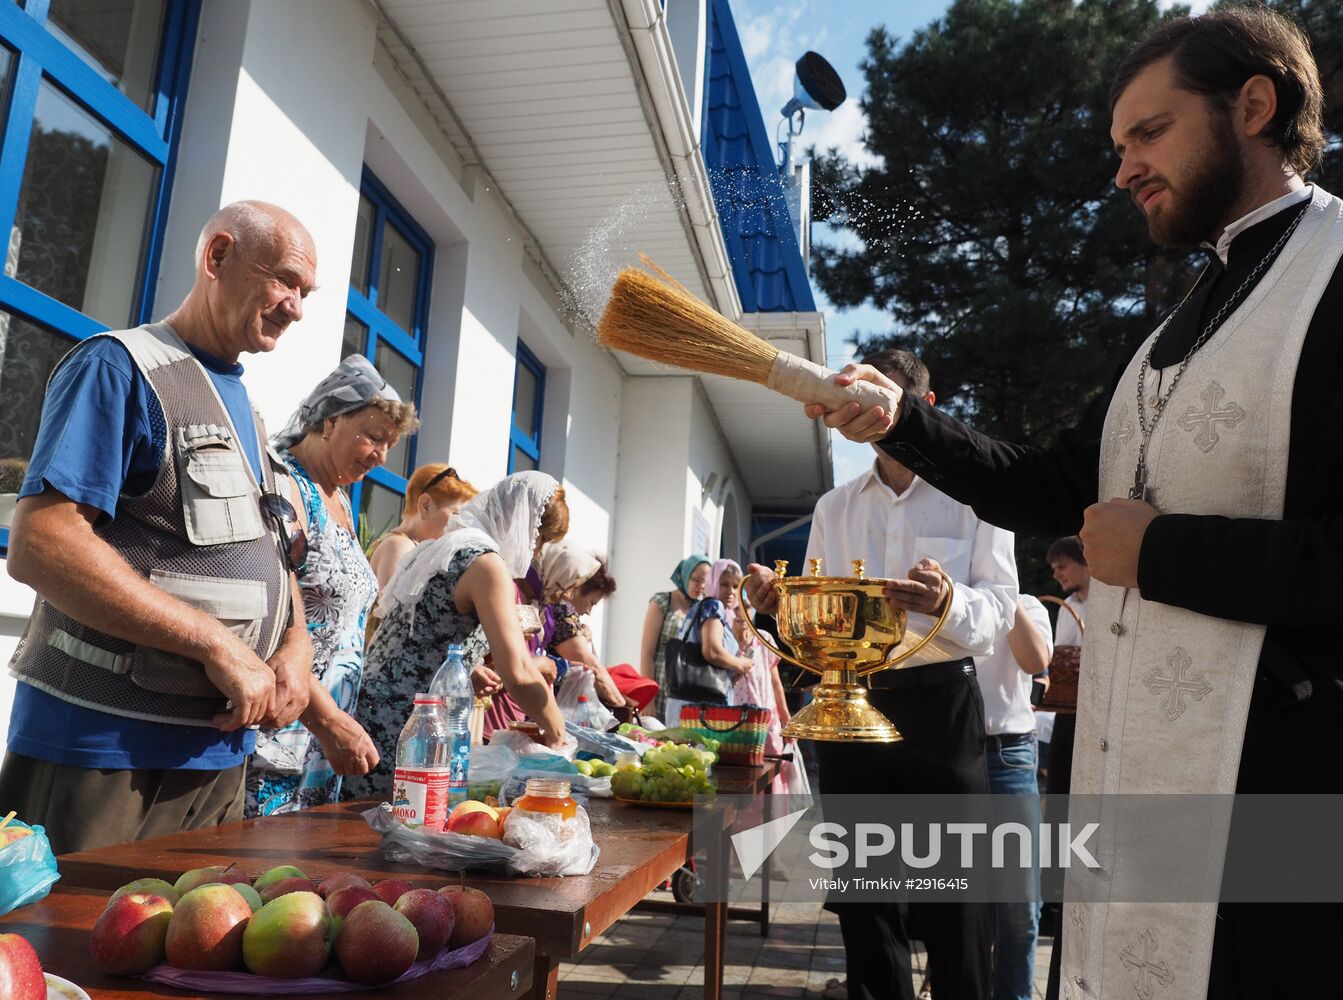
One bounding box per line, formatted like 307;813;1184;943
513;778;578;822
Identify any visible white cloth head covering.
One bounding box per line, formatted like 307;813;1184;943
538;541;601;602
273;354;403;449
377;470;560;619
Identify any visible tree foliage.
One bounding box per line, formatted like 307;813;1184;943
810;0;1343;591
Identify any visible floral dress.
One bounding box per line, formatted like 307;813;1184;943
245;453;379;816
649;591;687;720
341;546;491;803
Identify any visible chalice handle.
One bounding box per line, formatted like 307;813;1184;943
737;577;813;673
861;570;956;676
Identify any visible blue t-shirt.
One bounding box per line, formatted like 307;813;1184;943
11;334;264;769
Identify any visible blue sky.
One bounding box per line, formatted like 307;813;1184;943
727;0;1207;484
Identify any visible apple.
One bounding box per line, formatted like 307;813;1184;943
0;933;44;1000
335;900;419;984
371;878;415;906
165;884;252;971
317;872;372;899
252;865;308;893
394;889;455;960
109;877;179;908
230;883;264;912
495;807;513;831
242;891;331;979
445;809;502;839
327;886;380;924
174;865;250;896
259;876;319;904
0;827;33;848
437;885;494;947
90;892;173;975
448;800;498;823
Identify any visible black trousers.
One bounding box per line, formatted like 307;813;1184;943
816;662;993;1000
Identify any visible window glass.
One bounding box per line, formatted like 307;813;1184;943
0;47;11;106
341;314;366;362
376;220;421;334
374;340;416;476
0;311;72;465
511;446;537;473
358;479;403;541
512;360;538;437
45;0;168;112
349;195;373;296
8;81;159;328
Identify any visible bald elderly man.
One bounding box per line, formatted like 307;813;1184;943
1;202;317;852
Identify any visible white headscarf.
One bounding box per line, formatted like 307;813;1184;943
272;354;403;450
377;470;560;619
539;541;602;603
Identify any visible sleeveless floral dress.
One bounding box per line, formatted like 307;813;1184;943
245;453;379;816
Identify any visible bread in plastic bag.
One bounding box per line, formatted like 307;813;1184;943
0;821;60;915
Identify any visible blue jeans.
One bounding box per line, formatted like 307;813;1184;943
986;733;1040;1000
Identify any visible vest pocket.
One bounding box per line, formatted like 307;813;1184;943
176;424;265;545
130;570;270;697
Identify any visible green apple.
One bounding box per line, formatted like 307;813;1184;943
573;759;594;776
252;865;308;893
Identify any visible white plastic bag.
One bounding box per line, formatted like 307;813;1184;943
502;805;600;876
488;727;578;760
466;744;518;801
556;669;616;731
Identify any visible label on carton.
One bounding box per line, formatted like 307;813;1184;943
392;766;451;830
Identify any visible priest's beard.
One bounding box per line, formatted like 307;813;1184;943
1143;110;1245;249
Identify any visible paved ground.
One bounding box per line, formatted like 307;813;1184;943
559;895;1055;999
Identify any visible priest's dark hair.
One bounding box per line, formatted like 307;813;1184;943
1047;536;1087;567
860;348;931;398
1109;5;1325;177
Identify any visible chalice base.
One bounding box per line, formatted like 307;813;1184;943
781;669;901;743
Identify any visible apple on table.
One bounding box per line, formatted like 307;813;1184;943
165;884;253;971
394;889;455;960
242;891;331;979
0;932;47;1000
438;884;495;947
90;892;173;975
335;900;419;984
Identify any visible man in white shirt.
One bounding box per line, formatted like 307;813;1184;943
799;350;1019;1000
977;595;1052;1000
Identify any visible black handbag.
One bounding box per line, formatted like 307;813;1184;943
665;602;734;704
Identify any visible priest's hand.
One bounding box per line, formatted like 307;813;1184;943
1080;499;1159;589
802;364;903;443
744;564;781;614
885;558;950;616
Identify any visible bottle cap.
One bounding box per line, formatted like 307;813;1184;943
413;693;443;706
577;695;589;703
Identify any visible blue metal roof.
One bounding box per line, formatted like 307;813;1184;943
701;0;816;313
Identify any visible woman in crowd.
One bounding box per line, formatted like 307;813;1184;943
664;558;753;727
346;470;569;800
367;464;478;589
540;541;626;709
246;355;419;816
640;555;710;721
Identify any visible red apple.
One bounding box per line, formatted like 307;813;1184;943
252;865;308;893
165;884;252;971
0;827;33;848
90;892;173;975
174;865;251;896
109;878;179;907
437;885;494;947
393;889;455;960
326;886;380;936
371;878;415;906
259;876;319;904
317;872;372;899
334;900;419;984
242;891;331;979
0;933;45;1000
445;810;502;839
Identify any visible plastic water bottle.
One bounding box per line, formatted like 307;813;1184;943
576;695;597;728
392;694;450;831
430;643;473;808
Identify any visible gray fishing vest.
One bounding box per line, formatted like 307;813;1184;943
9;322;293;726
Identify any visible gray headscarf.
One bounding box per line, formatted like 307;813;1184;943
273;354;402;449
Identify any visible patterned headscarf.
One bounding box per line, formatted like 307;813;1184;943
706;558;743;609
539;541;601;602
377;471;559;619
670;555;711;598
273;354;402;449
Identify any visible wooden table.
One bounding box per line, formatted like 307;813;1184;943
0;884;534;999
57;798;691;1000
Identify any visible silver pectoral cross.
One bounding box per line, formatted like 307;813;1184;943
1129;463;1148;502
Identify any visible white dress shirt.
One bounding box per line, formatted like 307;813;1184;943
1054;593;1086;648
804;460;1018;660
1204;185;1312;265
977;594;1052;736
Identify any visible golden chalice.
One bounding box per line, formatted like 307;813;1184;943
740;559;955;743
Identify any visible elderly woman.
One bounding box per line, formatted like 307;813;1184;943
664;558;754;727
640;555;711;721
345;470;569;801
540;542;625;708
246;355;419;816
368;464;478;589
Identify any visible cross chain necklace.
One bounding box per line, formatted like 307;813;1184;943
1130;202;1308;501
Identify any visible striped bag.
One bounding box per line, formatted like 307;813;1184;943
679;703;773;766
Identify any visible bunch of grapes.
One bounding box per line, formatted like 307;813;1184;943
612;744;716;802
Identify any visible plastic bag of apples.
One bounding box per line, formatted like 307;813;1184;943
0;819;60;916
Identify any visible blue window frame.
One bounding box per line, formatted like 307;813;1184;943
0;0;202;552
343;167;432;539
508;340;545;473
